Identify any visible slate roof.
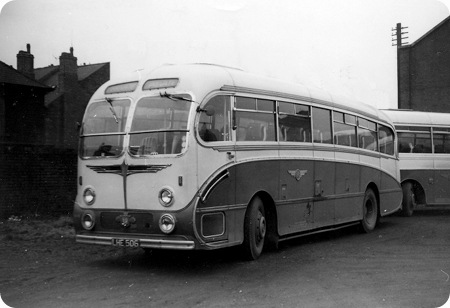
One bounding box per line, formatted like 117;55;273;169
34;62;109;87
34;62;109;107
0;60;53;90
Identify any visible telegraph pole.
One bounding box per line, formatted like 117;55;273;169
392;23;409;108
392;23;409;47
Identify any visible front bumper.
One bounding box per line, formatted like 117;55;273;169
76;234;195;250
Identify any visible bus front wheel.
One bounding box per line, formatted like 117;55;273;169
243;196;266;260
361;189;378;233
401;182;415;217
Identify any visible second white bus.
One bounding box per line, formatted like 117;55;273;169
383;109;450;216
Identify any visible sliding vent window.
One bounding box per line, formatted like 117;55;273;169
358;118;378;151
279;102;311;142
333;111;357;147
235;97;276;142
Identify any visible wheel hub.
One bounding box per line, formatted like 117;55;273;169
256;213;266;241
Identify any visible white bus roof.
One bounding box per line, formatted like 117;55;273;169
93;63;392;125
382;109;450;127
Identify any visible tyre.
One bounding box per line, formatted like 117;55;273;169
243;196;266;260
361;189;378;233
401;182;415;217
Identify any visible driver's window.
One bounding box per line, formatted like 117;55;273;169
198;95;231;142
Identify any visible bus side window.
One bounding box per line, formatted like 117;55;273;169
433;128;450;153
312;107;332;144
333;111;357;147
397;130;432;153
379;125;394;155
235;97;276;142
358;118;377;151
278;102;311;142
198;95;231;142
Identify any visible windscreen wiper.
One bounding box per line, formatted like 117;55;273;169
160;92;194;102
105;97;119;123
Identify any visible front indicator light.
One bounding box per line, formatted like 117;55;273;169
83;187;96;205
159;214;176;234
81;213;95;230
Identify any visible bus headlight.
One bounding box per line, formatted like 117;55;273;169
83;187;96;206
159;214;176;234
158;187;174;207
81;212;95;230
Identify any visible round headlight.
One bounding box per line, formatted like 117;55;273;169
81;213;95;230
159;187;174;207
83;188;96;206
159;214;176;234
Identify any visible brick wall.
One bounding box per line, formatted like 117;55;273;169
0;145;77;219
398;18;450;111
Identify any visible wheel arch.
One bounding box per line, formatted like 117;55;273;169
401;179;426;205
246;190;278;249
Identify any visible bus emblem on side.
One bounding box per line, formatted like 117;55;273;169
288;169;307;181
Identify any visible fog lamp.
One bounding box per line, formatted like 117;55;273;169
159;214;176;234
81;213;95;230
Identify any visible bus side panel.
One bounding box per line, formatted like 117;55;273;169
196;160;280;248
335;162;361;224
379;171;402;215
432;159;450;204
313;160;335;228
277;159;315;236
195;166;238;244
379;157;402;215
234;160;280;202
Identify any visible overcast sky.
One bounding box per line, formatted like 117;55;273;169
0;0;449;109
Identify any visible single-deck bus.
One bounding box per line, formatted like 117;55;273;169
382;109;450;216
74;64;402;260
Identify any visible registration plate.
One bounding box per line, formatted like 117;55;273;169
111;238;140;248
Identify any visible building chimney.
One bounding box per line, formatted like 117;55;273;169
59;47;78;76
17;43;35;79
58;47;78;91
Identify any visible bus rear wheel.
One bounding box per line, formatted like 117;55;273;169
243;196;266;260
360;188;378;233
401;182;415;217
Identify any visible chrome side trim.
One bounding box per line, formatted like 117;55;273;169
201;170;230;203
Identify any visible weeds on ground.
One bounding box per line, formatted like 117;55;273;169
0;215;75;242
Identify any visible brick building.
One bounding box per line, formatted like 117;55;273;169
0;59;53;147
0;44;110;218
22;45;110;149
398;16;450;111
